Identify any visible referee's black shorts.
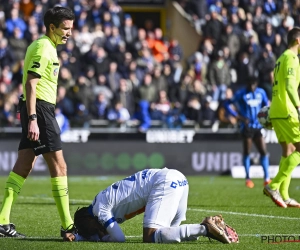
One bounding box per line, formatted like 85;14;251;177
18;98;62;156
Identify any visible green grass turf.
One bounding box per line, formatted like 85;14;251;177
0;175;300;250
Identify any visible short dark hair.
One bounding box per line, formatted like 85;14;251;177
44;7;75;31
74;206;98;238
287;27;300;46
247;76;258;85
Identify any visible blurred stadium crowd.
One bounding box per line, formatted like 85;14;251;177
0;0;298;132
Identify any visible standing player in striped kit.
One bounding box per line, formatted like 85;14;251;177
225;76;271;188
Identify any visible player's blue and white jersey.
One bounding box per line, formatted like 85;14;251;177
91;168;162;226
225;87;269;129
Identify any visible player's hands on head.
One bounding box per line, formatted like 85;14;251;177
27;120;40;141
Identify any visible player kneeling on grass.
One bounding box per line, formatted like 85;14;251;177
65;168;239;244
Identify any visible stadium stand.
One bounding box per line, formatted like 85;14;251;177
0;0;297;132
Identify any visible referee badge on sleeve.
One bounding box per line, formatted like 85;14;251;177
53;68;59;76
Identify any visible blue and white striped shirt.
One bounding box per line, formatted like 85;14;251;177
225;87;269;129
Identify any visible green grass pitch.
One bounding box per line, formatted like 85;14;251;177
0;175;299;250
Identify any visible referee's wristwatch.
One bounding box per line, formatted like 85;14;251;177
28;114;37;121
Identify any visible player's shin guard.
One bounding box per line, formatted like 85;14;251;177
270;156;286;190
0;172;25;225
51;176;73;230
270;152;300;190
154;224;206;243
277;156;291;200
280;175;291;201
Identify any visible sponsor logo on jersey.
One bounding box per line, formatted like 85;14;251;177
170;179;188;189
142;169;149;179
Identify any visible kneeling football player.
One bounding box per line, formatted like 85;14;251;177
65;168;239;244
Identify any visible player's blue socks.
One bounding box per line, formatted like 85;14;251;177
260;155;270;180
243;155;251;179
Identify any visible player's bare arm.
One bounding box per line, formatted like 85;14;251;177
25;73;39;141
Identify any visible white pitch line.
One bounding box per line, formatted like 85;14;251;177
15;196;91;204
2;234;298;240
188;208;299;220
2;196;297;221
239;234;300;236
131;234;296;237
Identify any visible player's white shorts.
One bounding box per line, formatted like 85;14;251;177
143;168;189;228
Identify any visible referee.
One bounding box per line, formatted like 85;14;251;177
0;7;76;239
